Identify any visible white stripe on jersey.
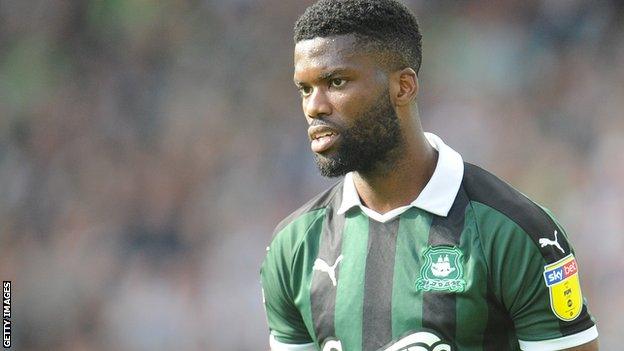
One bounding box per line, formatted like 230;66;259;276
270;334;317;351
518;325;598;350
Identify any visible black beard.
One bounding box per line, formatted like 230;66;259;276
313;90;403;177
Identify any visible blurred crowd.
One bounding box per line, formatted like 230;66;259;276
0;0;622;350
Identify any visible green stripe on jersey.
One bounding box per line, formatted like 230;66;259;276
391;208;432;337
455;204;489;350
334;211;370;350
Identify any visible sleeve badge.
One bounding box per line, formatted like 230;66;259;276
543;254;583;321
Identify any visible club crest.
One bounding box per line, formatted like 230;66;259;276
543;254;583;321
416;246;465;292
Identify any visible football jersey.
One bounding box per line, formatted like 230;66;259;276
261;134;597;351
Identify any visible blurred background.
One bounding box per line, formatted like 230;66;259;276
0;0;622;350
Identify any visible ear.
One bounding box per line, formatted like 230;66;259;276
390;68;418;106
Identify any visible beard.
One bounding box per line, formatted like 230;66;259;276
313;89;403;178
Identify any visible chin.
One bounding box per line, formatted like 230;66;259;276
314;154;352;178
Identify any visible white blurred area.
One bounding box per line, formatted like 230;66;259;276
0;0;622;350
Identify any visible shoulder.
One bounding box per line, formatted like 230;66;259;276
261;180;342;285
268;180;343;251
462;162;570;263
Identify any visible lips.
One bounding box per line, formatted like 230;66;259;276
308;125;341;153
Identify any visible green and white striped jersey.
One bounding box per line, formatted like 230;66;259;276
261;134;596;351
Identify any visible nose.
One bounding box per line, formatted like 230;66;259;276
304;88;332;119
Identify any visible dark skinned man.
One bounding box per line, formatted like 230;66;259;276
261;1;599;350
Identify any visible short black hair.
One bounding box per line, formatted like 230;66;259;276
294;0;422;74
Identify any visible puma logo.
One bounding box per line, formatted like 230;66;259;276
313;255;344;287
539;230;564;254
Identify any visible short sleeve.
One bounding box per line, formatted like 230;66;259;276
477;203;596;349
261;238;314;344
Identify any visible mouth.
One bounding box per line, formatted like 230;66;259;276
308;125;341;153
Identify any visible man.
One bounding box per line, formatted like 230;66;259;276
260;0;599;350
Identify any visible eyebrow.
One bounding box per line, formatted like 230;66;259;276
294;68;351;86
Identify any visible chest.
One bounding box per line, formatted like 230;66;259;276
300;214;498;350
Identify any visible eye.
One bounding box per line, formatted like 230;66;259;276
330;78;346;88
298;86;312;97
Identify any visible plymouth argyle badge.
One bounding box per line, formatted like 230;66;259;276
416;246;466;292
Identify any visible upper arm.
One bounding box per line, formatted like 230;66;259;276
261;242;313;345
261;211;328;346
474;202;597;350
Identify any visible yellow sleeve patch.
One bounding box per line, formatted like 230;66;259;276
543;254;583;321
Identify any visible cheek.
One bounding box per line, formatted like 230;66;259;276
333;90;377;122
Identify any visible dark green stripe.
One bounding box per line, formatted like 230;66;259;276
453;206;490;350
392;208;433;337
482;281;517;350
335;210;369;351
362;218;400;351
422;188;468;342
310;195;346;345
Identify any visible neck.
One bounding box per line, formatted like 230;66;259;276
352;127;437;215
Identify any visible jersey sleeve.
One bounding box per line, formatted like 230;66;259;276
476;203;597;350
261;242;314;345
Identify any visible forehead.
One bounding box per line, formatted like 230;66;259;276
294;35;376;81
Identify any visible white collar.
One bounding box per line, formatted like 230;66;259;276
336;132;464;223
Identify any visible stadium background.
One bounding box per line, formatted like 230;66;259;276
0;0;622;350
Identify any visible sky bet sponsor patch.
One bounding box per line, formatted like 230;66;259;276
543;254;583;321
